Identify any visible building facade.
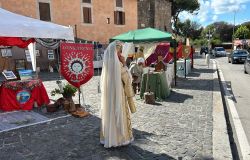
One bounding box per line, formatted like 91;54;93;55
0;0;137;72
137;0;172;32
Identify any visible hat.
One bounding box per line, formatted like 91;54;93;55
137;57;145;64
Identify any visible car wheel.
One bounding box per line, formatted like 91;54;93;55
232;60;235;64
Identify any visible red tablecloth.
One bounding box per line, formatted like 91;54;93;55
0;79;49;111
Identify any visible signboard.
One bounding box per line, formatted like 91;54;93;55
25;50;31;62
2;71;17;80
48;50;54;60
60;43;94;88
1;48;12;57
25;50;40;61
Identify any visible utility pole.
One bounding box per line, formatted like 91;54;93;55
232;10;236;50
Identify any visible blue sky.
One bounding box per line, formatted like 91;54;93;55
179;0;250;27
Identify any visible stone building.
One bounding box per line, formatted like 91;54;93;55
0;0;137;72
137;0;172;32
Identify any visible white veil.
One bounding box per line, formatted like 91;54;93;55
100;41;125;147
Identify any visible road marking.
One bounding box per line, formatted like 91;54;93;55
0;114;71;133
216;60;250;160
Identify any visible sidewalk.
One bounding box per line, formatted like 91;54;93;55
0;56;230;160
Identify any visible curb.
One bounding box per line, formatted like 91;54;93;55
212;60;233;159
216;60;250;160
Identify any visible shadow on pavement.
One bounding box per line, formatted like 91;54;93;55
174;78;219;92
0;114;176;160
164;90;193;103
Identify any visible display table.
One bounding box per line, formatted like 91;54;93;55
0;79;49;111
140;71;170;100
176;59;191;77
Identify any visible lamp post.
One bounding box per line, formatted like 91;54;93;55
232;10;237;49
206;29;213;53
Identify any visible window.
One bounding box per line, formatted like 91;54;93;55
82;0;91;3
116;0;123;7
83;7;92;23
114;11;125;25
82;0;92;24
39;2;51;21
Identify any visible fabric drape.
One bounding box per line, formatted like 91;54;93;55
0;37;35;48
100;41;134;148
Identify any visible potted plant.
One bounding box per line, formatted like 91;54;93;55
50;81;78;112
51;81;77;99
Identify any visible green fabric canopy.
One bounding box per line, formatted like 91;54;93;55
110;27;173;43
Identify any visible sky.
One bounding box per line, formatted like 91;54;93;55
179;0;250;27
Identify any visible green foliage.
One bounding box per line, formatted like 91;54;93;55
234;25;250;39
172;0;200;35
177;19;202;39
51;83;77;97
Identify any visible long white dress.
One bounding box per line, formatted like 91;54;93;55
100;41;135;148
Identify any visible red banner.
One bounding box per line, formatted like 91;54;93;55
60;43;94;88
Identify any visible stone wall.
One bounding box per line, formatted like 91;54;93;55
138;0;172;32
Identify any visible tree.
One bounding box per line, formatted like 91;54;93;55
177;19;202;39
213;21;233;42
171;0;200;35
234;25;250;39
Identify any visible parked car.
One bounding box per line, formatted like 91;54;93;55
244;54;250;74
212;47;227;57
228;50;249;64
200;46;209;55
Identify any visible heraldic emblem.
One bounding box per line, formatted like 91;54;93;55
60;43;94;88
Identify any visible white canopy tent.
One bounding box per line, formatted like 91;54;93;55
0;8;74;71
0;8;74;40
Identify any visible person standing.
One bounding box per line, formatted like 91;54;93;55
100;41;136;148
205;53;210;68
129;58;145;94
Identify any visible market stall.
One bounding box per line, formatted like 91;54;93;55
0;8;74;111
111;27;175;100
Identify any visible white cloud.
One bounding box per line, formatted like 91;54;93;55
210;0;250;14
179;0;250;26
212;15;218;21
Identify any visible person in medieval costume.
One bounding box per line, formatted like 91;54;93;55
129;57;145;94
100;41;136;148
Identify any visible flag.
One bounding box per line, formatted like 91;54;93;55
60;42;94;88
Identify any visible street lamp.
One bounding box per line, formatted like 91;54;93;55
232;9;238;49
206;28;215;53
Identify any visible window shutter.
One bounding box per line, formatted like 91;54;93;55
88;8;92;23
114;11;117;25
122;12;125;25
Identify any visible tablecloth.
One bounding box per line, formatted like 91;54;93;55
0;79;49;111
140;71;170;100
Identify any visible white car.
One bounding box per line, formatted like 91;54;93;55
213;47;227;57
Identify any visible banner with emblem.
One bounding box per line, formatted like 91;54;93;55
60;43;94;88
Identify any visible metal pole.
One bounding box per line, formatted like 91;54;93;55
184;58;186;78
174;40;177;86
232;11;236;50
75;24;78;42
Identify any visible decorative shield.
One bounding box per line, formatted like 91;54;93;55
182;45;191;59
60;42;94;88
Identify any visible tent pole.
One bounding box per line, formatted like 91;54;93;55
174;40;177;86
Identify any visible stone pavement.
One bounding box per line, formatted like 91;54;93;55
0;57;220;160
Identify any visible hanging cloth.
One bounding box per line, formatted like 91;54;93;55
0;37;35;48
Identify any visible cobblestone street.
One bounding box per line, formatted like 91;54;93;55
0;57;215;160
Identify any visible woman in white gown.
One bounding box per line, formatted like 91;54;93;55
100;41;136;148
